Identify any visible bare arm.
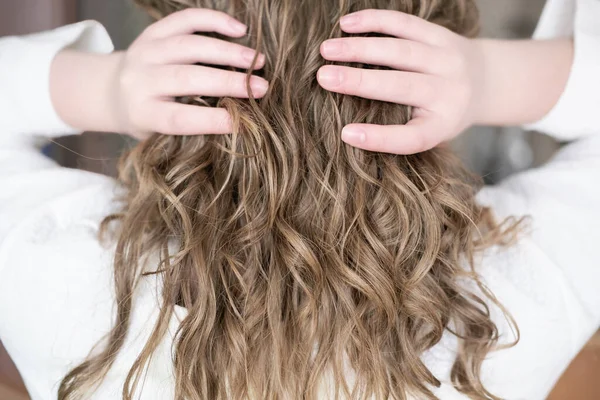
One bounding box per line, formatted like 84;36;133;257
474;38;574;127
50;50;122;134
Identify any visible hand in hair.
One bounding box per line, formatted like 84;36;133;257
318;9;484;155
51;9;269;139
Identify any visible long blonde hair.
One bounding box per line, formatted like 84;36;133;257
59;0;520;399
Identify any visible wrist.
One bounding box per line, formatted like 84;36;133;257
50;50;124;133
466;39;489;127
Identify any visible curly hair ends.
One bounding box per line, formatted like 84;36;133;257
59;0;521;399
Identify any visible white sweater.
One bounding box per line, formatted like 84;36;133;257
0;1;599;399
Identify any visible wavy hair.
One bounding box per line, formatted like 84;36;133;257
59;0;520;399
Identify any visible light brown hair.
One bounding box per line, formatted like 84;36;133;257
59;0;519;399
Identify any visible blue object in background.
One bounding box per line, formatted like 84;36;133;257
41;143;53;157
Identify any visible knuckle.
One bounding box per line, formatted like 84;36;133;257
399;12;412;26
216;70;243;94
343;40;358;62
177;8;207;29
166;109;186;133
178;7;202;21
397;76;415;98
446;50;466;73
431;28;454;47
420;80;436;104
222;71;238;89
172;67;192;87
232;74;247;92
215;40;232;56
136;44;155;64
373;14;386;31
402;40;416;60
171;35;191;49
342;70;357;94
396;12;415;31
141;24;158;38
430;33;446;47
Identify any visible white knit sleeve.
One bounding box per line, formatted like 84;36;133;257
0;22;116;254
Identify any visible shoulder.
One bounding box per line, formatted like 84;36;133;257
0;168;124;394
472;135;600;397
0;166;120;251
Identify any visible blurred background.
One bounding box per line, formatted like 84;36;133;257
0;0;596;399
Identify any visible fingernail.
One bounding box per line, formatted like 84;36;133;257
229;19;247;35
242;49;258;63
250;77;269;94
342;127;367;145
318;67;342;87
321;40;343;56
340;14;359;29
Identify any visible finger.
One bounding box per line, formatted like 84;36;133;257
148;102;233;135
317;66;438;109
148;65;269;98
320;37;442;75
339;9;451;46
142;35;265;69
141;8;248;40
340;118;440;154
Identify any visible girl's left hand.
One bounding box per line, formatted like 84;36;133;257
318;9;485;155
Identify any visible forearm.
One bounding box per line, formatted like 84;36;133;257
50;50;123;133
474;38;574;127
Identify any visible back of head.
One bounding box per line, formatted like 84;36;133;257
60;1;518;400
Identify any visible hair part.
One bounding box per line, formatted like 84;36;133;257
59;1;521;399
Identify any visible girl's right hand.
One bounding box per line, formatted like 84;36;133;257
109;8;268;140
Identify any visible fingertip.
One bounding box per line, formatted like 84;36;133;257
319;41;328;58
317;65;343;89
249;76;269;97
320;39;344;59
252;53;266;70
341;125;367;146
227;18;248;37
316;66;326;88
339;13;360;30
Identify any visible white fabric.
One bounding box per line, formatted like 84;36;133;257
524;0;600;138
0;1;599;397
